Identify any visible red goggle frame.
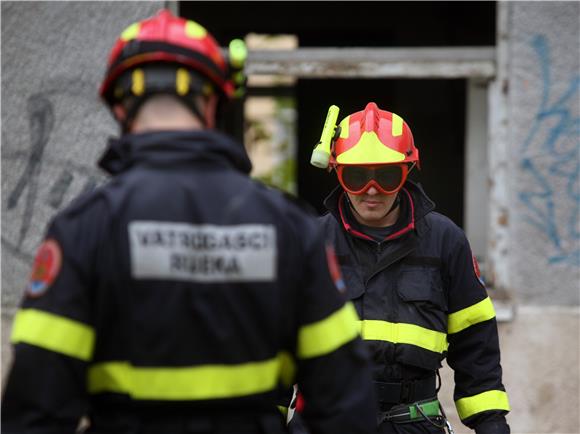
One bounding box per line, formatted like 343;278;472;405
336;163;413;195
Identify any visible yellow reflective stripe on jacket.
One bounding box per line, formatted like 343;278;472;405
297;302;360;359
456;390;510;420
11;309;95;361
278;350;296;388
358;319;448;354
448;297;496;334
88;352;293;400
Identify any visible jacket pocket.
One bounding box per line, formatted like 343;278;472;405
394;266;448;369
396;266;448;341
396;266;447;312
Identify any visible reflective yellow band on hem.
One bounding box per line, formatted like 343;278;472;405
88;352;294;401
448;297;496;335
297;302;360;359
11;309;95;361
456;390;510;420
357;319;448;353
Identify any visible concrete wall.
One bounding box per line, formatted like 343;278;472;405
508;1;579;305
483;2;580;433
437;308;580;434
1;0;166;376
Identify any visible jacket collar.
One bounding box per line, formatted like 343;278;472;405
98;129;252;176
323;180;436;240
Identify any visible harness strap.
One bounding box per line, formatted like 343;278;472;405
382;398;441;424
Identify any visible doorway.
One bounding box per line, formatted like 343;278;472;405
180;1;495;227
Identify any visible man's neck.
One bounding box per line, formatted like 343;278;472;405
131;117;204;133
130;96;205;133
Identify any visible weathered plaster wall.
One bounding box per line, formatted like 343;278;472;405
482;2;580;432
439;308;580;434
508;1;579;305
1;0;166;377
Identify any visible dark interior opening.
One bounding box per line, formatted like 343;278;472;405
180;1;495;226
181;2;496;47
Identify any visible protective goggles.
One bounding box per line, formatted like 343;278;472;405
336;163;413;195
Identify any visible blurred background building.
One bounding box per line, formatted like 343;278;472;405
2;2;578;432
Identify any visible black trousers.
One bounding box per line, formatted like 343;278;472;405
86;413;287;434
378;420;446;434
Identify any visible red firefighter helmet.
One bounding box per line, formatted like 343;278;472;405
99;9;245;110
332;102;419;168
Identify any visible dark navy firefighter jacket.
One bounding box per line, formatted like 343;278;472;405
2;130;376;434
320;181;510;433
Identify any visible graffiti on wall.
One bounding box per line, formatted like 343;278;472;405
518;35;580;266
2;80;107;265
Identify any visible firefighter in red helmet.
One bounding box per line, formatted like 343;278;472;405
99;9;244;131
2;11;377;434
310;103;511;434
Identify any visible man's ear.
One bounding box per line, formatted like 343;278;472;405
203;95;218;129
113;104;127;123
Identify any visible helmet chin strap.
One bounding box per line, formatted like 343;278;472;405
346;191;401;222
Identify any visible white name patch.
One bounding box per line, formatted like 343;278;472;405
129;221;277;282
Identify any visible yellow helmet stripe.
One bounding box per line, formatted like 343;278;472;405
131;69;145;96
185;20;207;39
392;113;404;137
120;23;140;41
336;131;406;165
339;116;350;138
176;68;190;96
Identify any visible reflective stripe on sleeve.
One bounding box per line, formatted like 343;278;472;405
456;390;511;420
448;297;496;335
358;319;448;354
297;302;360;359
88;351;294;400
11;308;95;361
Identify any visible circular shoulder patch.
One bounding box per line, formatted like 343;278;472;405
325;244;346;293
472;255;485;287
27;239;62;297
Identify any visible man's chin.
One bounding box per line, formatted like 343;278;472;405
360;205;387;214
359;211;387;223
